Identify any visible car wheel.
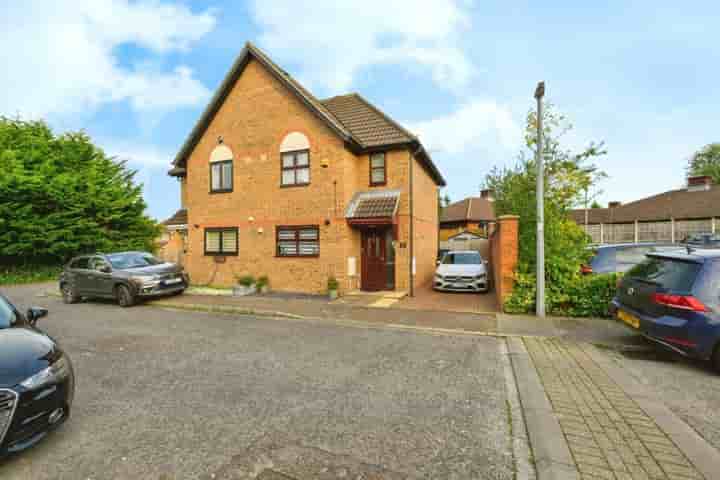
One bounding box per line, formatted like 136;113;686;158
713;344;720;374
61;283;80;304
116;285;135;308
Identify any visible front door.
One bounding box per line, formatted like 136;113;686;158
361;229;387;291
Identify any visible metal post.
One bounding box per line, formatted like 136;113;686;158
534;81;545;318
408;149;415;297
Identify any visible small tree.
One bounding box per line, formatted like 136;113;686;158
0;117;160;266
484;103;612;315
687;143;720;184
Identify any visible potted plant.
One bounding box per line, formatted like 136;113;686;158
257;275;270;294
327;276;339;300
233;275;256;296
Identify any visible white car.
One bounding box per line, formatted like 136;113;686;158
433;250;489;293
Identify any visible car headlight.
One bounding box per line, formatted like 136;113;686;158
130;275;159;287
21;355;71;390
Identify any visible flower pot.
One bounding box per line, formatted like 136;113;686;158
328;289;338;300
233;284;257;296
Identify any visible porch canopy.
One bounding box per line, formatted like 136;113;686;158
345;189;400;228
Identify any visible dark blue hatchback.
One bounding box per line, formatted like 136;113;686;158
611;249;720;372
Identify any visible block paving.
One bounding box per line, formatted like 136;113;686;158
524;337;704;480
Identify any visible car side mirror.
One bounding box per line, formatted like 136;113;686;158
100;265;112;273
26;307;48;325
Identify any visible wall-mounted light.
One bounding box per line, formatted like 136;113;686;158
321;158;329;168
248;216;255;223
257;227;264;234
217;135;224;144
324;219;331;226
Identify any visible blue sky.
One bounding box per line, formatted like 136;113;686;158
2;1;718;220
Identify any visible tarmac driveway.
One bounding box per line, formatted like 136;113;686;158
0;284;515;479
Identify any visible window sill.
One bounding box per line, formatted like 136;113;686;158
280;183;311;188
204;252;238;256
274;254;319;258
209;189;233;194
369;182;387;187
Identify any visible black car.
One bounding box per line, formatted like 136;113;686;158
582;243;682;274
59;251;188;307
0;293;74;457
683;233;720;249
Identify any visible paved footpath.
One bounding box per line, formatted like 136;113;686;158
522;337;711;480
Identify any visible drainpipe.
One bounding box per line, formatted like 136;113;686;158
408;148;415;297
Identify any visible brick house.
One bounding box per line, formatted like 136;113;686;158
165;42;445;295
439;192;495;241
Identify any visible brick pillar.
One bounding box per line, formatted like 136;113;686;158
491;215;519;308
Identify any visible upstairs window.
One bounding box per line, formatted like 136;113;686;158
281;150;310;186
280;132;311;187
276;226;319;257
210;144;233;193
370;152;386;186
205;227;238;255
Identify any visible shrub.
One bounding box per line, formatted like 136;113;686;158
327;276;339;291
0;264;60;285
237;275;255;287
257;275;269;288
505;272;620;318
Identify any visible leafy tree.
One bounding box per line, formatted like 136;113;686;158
687;143;720;184
590;200;602;209
0;117;161;267
484;103;609;315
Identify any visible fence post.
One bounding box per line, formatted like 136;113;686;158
634;220;639;243
671;218;675;243
713;218;716;234
600;223;604;244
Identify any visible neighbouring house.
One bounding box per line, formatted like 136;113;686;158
165;42;445;295
570;176;720;244
157;208;188;265
439;191;496;241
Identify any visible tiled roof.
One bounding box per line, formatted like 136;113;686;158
162;208;187;227
440;197;496;223
169;42;445;186
569;185;720;224
321;94;415;148
346;190;401;219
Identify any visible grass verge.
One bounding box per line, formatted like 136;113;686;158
0;265;60;286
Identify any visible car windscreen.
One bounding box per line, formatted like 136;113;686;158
0;296;17;329
442;252;482;265
625;257;702;292
107;252;162;269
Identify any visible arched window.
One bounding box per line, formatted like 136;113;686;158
210;144;233;192
280;132;310;187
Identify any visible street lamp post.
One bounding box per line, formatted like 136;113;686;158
534;81;546;318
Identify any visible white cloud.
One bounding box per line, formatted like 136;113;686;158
407;99;521;155
0;0;216;118
251;0;476;92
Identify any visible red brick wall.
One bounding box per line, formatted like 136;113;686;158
490;215;519;308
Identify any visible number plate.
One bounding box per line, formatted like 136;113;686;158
618;310;640;329
164;278;182;285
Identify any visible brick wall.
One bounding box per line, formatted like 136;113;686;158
184;58;352;293
490;215;519;308
412;153;439;290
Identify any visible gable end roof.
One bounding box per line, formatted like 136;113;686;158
169;42;445;186
440;197;496;223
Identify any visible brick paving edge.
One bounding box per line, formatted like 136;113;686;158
507;338;580;480
582;343;720;480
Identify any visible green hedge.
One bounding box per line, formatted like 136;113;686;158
504;272;620;318
0;264;60;286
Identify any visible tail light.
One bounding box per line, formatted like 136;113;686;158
652;293;709;312
580;264;593;274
